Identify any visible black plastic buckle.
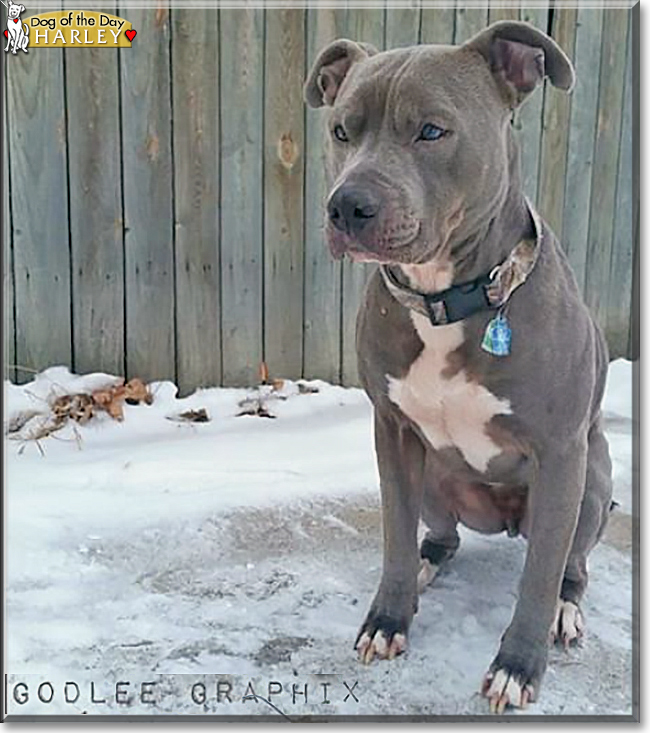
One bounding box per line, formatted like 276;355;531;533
423;274;494;326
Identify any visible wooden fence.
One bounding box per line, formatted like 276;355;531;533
2;4;638;392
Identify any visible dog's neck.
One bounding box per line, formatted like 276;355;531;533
400;260;454;294
400;129;534;295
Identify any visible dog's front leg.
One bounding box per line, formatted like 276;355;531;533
483;439;587;713
356;410;425;663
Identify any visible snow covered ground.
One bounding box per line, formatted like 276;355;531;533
4;360;635;718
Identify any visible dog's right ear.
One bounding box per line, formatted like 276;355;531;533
304;39;377;108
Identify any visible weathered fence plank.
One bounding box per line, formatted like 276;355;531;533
264;8;305;381
453;6;488;43
340;7;385;386
2;7;637;389
419;6;455;45
120;7;175;384
488;6;519;24
561;8;603;294
304;8;346;383
385;7;420;48
536;8;577;238
628;5;640;362
3;46;15;382
629;208;639;361
584;8;629;329
65;5;124;378
220;8;264;387
606;20;633;358
7;0;72;378
171;8;221;394
516;5;548;206
488;0;521;188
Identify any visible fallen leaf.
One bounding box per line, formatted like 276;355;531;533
259;361;269;385
124;378;153;405
236;405;276;419
236;396;276;419
168;408;210;423
92;385;126;421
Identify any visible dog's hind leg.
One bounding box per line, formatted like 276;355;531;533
554;415;613;647
417;465;460;592
418;530;459;592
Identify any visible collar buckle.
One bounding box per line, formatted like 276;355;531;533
423;274;494;326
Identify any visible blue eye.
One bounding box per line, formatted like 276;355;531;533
333;124;349;143
418;123;446;141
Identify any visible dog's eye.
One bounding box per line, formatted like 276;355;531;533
418;123;446;142
333;124;349;143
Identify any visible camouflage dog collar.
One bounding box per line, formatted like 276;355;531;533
380;199;542;327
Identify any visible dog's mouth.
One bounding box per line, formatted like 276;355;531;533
326;223;422;264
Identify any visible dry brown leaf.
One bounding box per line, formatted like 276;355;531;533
92;385;126;421
124;378;153;405
92;388;116;406
105;399;125;421
168;408;210;423
91;378;151;422
236;395;276;419
51;394;95;424
236;404;276;419
259;361;269;385
70;394;95;424
9;376;153;447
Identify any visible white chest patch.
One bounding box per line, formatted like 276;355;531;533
386;312;511;473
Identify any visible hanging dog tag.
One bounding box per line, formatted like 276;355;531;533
481;313;511;356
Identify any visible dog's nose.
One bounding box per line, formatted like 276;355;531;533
327;185;379;235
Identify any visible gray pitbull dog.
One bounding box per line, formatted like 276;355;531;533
304;21;613;713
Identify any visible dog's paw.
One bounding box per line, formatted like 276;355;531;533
355;615;408;664
416;558;440;593
552;600;584;649
481;668;535;714
481;640;547;715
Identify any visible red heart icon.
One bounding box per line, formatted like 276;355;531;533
13;18;19;23
125;29;136;42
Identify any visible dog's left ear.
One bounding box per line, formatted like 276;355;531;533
463;21;575;108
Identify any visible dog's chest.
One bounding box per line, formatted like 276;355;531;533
386;313;510;473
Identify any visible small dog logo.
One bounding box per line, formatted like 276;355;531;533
3;0;29;54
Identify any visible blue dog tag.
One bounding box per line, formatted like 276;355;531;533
481;313;511;356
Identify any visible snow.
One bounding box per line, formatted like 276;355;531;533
4;360;634;718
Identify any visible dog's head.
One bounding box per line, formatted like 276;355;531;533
7;2;25;19
304;22;574;264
